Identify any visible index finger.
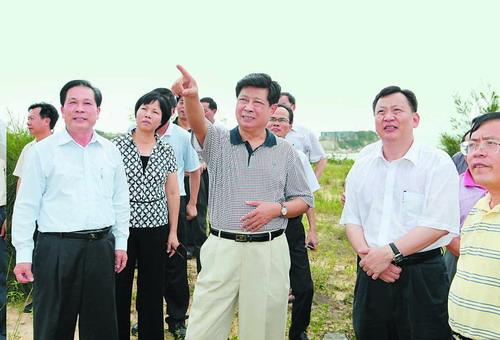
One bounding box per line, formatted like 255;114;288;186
176;64;192;78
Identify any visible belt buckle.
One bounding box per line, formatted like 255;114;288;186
89;233;97;241
235;234;248;242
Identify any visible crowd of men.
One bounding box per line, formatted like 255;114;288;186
2;67;499;340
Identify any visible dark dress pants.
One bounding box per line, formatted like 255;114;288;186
353;254;452;340
116;226;167;340
285;215;314;340
193;170;208;272
33;231;118;340
184;173;209;273
164;196;190;329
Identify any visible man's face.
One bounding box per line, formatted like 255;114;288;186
176;97;186;120
27;107;50;136
374;92;419;143
267;107;292;138
236;87;273;132
136;100;163;132
466;120;500;189
278;95;295;111
202;102;216;123
61;86;100;134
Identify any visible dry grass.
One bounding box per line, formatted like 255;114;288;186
7;160;357;339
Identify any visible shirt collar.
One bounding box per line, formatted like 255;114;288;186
129;127;162;144
57;128;102;146
377;140;419;165
475;193;500;213
463;168;485;189
229;127;277;147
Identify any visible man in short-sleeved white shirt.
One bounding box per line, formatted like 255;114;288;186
340;86;459;340
268;104;319;339
278;92;327;179
13;103;59;190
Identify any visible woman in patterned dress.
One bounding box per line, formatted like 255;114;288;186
113;91;180;340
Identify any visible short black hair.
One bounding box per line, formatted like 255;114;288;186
280;92;296;106
277;104;294;124
28;102;59;130
372;86;418;113
134;91;173;129
469;112;500;138
60;80;102;107
200;97;217;110
235;73;281;105
152;88;177;108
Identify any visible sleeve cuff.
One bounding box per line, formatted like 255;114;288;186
16;248;33;264
114;236;128;251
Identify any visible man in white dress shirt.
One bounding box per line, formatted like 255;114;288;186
340;86;460;340
278;92;327;179
268;104;319;340
12;80;130;340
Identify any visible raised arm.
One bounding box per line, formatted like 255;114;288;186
171;65;208;145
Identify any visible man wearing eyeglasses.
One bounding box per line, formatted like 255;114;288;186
268;104;319;340
340;86;460;340
448;112;500;340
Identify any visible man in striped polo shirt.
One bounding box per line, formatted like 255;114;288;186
449;112;500;340
171;65;313;340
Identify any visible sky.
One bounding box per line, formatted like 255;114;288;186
2;0;500;147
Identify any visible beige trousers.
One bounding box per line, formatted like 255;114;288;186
185;233;291;340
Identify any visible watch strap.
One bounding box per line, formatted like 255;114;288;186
389;242;404;264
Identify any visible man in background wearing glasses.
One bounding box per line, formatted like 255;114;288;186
448;112;500;340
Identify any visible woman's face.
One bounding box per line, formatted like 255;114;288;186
136;100;162;132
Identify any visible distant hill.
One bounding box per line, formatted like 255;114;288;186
96;130;121;140
320;131;379;156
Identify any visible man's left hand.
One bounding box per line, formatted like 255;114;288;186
305;229;318;250
186;203;198;221
115;250;128;273
358;245;393;280
240;201;280;232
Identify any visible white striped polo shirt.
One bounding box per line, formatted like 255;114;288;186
449;193;500;339
197;123;314;232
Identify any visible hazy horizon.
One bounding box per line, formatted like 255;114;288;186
2;1;499;148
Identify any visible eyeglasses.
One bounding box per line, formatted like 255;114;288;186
269;117;289;123
460;140;500;155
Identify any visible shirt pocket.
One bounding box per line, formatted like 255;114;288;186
402;191;425;223
94;165;115;199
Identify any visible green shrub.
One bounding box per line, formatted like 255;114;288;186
6;130;33;302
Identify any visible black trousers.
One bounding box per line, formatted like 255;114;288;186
285;215;314;340
33;231;118;340
184;173;209;272
353;253;451;340
116;226;167;340
164;196;190;329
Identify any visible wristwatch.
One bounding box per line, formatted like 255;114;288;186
389;242;404;264
280;202;288;217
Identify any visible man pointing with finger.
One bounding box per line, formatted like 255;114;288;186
171;65;313;340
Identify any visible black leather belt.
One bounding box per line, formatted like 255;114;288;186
398;248;442;266
42;227;111;241
210;227;284;242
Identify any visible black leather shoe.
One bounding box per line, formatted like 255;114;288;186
170;324;186;340
23;302;33;313
298;331;309;340
131;323;138;336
